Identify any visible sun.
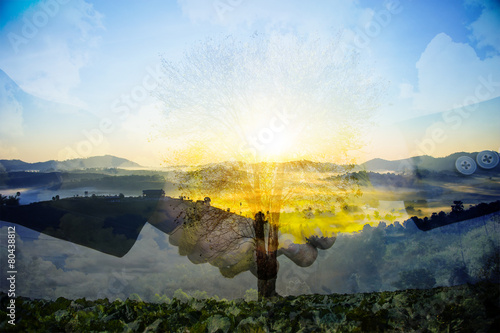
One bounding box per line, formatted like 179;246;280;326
260;130;296;160
240;111;301;162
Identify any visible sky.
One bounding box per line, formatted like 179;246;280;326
0;0;499;167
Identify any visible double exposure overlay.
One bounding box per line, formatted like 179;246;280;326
0;0;499;330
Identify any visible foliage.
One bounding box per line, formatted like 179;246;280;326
1;283;498;332
411;200;500;231
0;192;20;206
60;174;166;191
244;289;258;302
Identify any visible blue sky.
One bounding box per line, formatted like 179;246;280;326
0;0;499;166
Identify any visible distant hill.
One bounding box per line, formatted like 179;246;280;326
360;152;499;174
0;155;142;172
2;151;498;174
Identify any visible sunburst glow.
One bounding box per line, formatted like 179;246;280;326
157;34;378;166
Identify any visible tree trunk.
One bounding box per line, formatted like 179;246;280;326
258;278;277;300
254;212;278;300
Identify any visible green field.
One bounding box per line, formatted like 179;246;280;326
1;283;498;332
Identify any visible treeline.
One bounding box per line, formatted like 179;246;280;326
0;192;20;206
62;174;166;190
329;171;420;188
0;171;167;190
0;172;65;189
411;200;500;231
330;169;492;188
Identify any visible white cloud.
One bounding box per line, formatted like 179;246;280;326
0;0;104;107
177;0;221;23
467;0;500;53
176;0;363;34
412;33;500;113
121;102;165;141
177;0;310;27
1;223;253;300
399;82;414;99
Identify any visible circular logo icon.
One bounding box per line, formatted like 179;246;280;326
476;150;499;169
455;156;476;175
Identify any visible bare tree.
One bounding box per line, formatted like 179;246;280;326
156;33;381;299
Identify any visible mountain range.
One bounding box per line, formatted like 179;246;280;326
359;152;484;173
1;151;498;174
0;155;142;172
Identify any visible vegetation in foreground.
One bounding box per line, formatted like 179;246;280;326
1;282;498;332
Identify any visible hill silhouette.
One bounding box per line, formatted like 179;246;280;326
0;155;142;172
360;151;499;174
